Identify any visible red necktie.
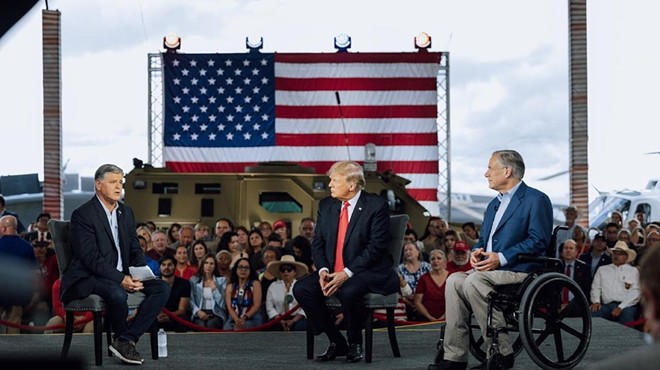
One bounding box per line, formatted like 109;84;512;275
334;201;349;273
562;264;572;304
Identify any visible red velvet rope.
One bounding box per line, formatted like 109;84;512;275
0;306;435;332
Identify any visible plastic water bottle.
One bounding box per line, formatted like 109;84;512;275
157;328;168;358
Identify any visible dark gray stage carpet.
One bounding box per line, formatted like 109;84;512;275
0;318;646;369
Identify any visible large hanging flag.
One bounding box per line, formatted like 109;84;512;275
162;52;441;213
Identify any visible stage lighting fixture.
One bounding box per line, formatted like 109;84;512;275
246;36;264;53
414;32;432;51
334;33;351;52
163;33;181;53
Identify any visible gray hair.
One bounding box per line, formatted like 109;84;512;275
95;164;124;181
429;249;446;260
493;150;525;180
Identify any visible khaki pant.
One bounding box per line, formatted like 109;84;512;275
443;270;528;362
44;315;95;334
0;306;23;334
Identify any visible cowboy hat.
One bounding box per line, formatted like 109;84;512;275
611;240;637;264
267;255;308;280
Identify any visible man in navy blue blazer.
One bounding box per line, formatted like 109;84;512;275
293;161;398;363
62;164;170;365
433;150;553;370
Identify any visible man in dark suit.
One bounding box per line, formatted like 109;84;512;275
560;239;591;311
578;233;611;280
0;195;26;234
61;164;170;365
433;150;553;370
293;161;398;363
23;212;52;243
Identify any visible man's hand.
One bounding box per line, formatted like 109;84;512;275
319;270;329;291
121;275;144;292
470;248;484;266
322;271;349;297
157;312;169;323
611;306;622;318
472;251;501;272
590;302;601;312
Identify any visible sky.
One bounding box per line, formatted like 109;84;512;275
1;0;658;209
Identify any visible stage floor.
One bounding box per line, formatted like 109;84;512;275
0;318;645;369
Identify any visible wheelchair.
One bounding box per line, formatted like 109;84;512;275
435;227;592;370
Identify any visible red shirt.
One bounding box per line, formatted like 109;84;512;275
175;265;198;280
415;272;446;319
446;260;472;275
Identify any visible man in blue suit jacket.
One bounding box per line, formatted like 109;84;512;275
62;164;170;365
434;150;553;370
293;161;398;363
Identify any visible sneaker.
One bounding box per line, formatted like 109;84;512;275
109;339;143;365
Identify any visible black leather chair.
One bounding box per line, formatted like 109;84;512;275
306;214;409;363
48;219;158;366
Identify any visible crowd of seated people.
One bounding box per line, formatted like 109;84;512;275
4;206;660;339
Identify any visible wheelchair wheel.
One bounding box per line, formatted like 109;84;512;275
468;314;523;363
518;272;591;370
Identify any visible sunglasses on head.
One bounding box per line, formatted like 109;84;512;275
279;265;294;273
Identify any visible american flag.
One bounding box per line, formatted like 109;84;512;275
162;52;442;214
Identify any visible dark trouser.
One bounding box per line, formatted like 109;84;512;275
92;278;170;343
293;271;369;345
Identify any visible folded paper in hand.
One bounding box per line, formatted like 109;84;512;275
129;266;157;281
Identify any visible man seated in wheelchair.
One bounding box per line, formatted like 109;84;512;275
431;150;554;370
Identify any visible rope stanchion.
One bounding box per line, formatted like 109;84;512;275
161;304;303;332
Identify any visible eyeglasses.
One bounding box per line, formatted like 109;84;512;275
237;265;250;270
279;266;294;273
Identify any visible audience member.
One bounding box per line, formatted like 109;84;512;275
218;231;248;264
589;244;660;369
0;215;37;334
258;221;273;240
298;217;316;242
446;240;472;275
604;222;620;248
235;226;250;255
0;195;26;234
138;236;160;278
272;219;293;252
193;222;210;242
215;250;232;278
169;225;194;250
31;238;59;318
403;228;426;262
208;218;234;253
23;212;52;243
166;223;181;245
174;245;197;281
555;205;587;257
571;225;590;256
291;235;314;272
44;279;94;334
157;256;191;332
634;210;647;228
224;257;263;330
399;241;432;320
590;241;640;325
188;239;209;269
145;221;157;233
374;274;412;324
609;211;623;229
631;226;646;247
443;229;459;263
265;255;308;331
189;254;227;329
579;233;612;279
633;230;660;267
257;246;279;306
248;229;266;271
461;222;479;248
146;230;175;262
560;239;591;311
414;250;449;321
136;225;153;252
420;217;446;255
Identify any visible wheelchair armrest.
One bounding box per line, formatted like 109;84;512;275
517;254;563;272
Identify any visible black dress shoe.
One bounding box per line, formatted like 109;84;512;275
470;353;514;370
428;360;468;370
315;342;348;362
346;343;364;363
